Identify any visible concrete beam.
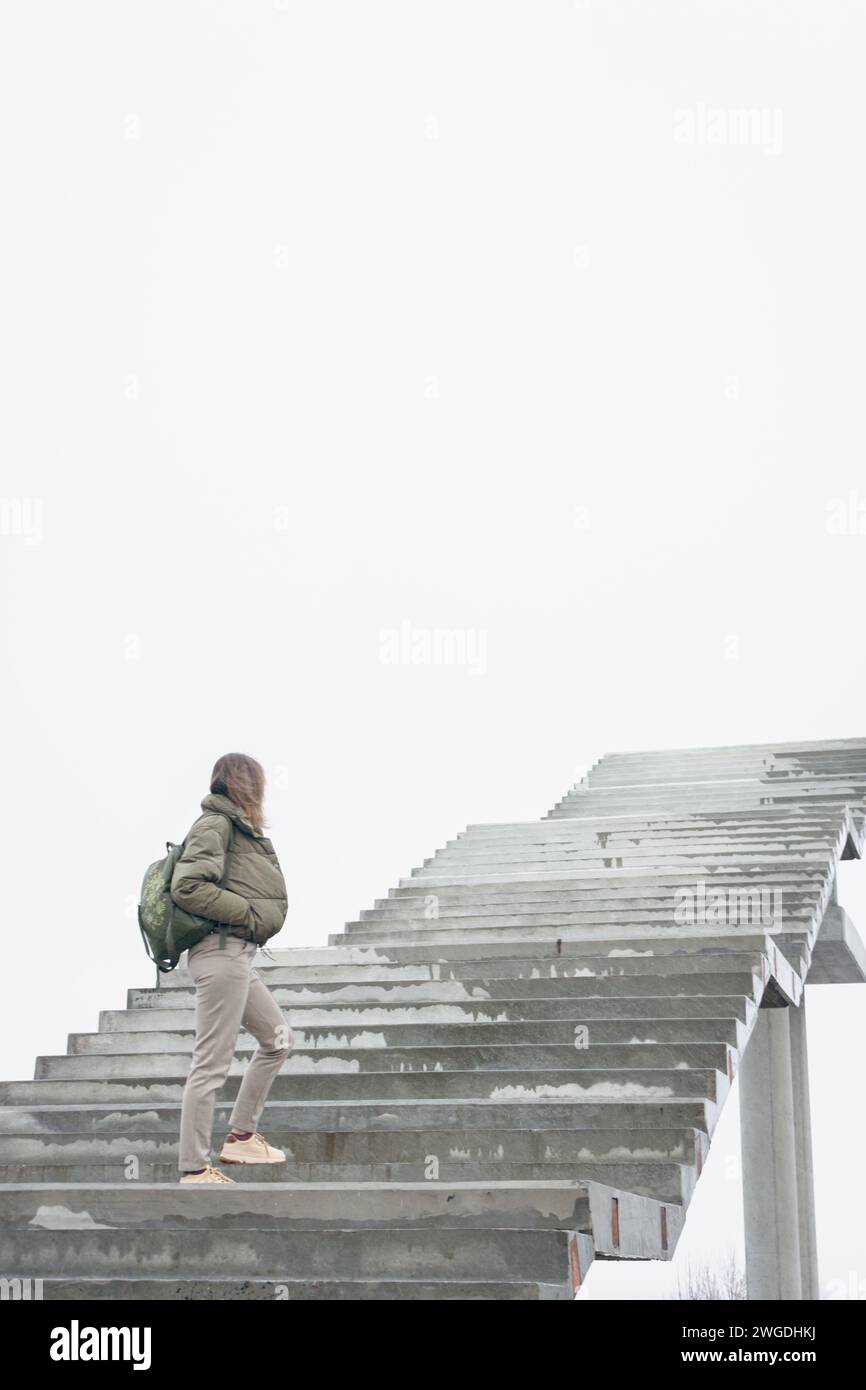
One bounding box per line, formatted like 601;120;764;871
739;1006;803;1300
808;904;866;984
788;997;820;1299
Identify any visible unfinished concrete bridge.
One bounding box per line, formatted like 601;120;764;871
2;738;865;1300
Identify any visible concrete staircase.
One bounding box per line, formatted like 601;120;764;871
2;738;865;1299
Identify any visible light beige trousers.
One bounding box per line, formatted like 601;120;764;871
178;932;293;1172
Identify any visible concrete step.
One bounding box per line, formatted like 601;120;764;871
261;933;803;963
451;809;846;830
414;856;834;878
548;788;863;814
387;868;828;893
3;1226;589;1284
0;1178;590;1227
311;943;801;1005
450;816;847;843
399;864;835;891
34;1041;733;1081
0;1097;714;1138
351;907;816;930
0;1123;701;1168
208;934;814;979
581;774;866;788
156;950;772;990
0;1160;692;1202
0;1064;728;1106
549;786;862;803
457;806;849;828
124;992;755;1022
328;925;813;956
78;1016;744;1050
335;916;815;939
333;924;814;956
0;1100;713;1198
421;840;839;869
384;874;827;904
136;967;767;1000
365;891;819;914
408;856;835;883
30;1276;576;1300
338;909;818;938
0;1182;593;1282
128;970;765;1005
462;811;850;838
0;1179;674;1267
450;811;844;830
586;768;866;785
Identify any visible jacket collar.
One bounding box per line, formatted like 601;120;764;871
201;792;260;837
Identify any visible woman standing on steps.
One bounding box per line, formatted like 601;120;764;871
172;752;293;1184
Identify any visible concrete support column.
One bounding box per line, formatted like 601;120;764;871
739;1006;803;1299
788;996;820;1299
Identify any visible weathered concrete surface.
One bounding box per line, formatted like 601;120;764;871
808;905;866;983
739;1007;803;1299
788;998;820;1300
0;737;863;1299
32;1278;572;1301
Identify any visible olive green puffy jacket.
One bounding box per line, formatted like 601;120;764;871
170;792;288;945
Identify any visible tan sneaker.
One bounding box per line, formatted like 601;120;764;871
179;1165;236;1184
219;1132;286;1165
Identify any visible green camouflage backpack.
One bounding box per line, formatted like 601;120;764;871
138;817;234;973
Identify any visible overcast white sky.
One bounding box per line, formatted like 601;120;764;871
1;0;865;1299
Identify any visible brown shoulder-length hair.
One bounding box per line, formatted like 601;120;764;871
210;753;267;833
